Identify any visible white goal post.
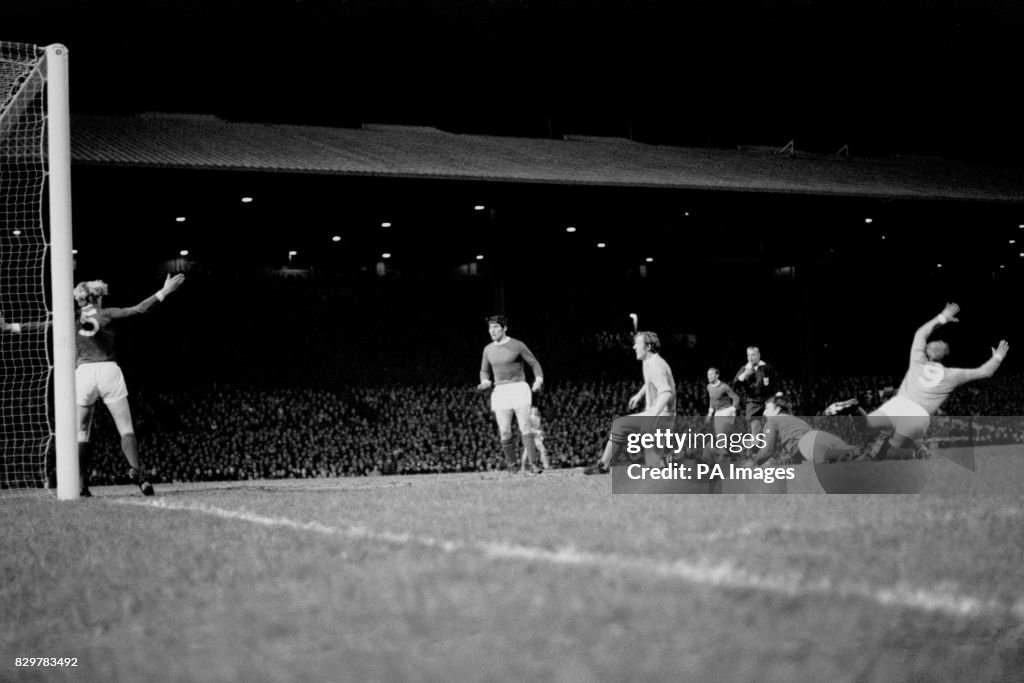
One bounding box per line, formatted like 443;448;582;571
0;41;77;500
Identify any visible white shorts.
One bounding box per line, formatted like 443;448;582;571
873;395;931;440
76;362;129;406
491;381;532;413
714;406;737;417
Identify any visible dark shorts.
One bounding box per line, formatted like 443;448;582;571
745;402;766;420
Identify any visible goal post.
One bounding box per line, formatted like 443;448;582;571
46;44;78;501
0;41;77;499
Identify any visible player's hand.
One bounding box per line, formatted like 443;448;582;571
939;302;960;323
993;340;1009;361
477;379;493;391
627;394;642;410
532;378;543;393
161;273;186;296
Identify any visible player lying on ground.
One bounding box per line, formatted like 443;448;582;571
867;303;1008;460
585;331;676;474
745;394;859;467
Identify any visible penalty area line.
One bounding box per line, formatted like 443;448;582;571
108;497;1024;623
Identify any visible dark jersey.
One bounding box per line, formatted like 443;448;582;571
76;295;160;366
481;337;543;385
756;414;812;464
707;381;738;412
734;361;776;405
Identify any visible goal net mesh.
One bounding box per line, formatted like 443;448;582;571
1;41;53;491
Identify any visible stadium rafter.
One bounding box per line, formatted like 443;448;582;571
69;113;1024;203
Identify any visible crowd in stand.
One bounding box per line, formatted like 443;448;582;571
81;373;1024;486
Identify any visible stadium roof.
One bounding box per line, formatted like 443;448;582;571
70;113;1024;203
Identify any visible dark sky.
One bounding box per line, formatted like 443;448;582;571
6;0;1024;163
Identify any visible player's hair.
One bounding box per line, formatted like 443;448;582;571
73;280;108;306
486;314;508;329
746;346;760;355
636;330;661;354
767;392;792;414
708;366;719;374
926;340;950;362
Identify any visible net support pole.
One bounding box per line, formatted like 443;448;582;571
46;44;79;501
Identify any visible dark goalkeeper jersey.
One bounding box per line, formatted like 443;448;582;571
75;296;161;366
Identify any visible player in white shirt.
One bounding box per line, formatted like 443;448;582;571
868;302;1008;459
585;331;676;474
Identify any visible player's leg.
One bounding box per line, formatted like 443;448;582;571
514;402;540;473
536;435;550;469
713;407;736;439
494;408;518;472
747;403;764;442
76;403;96;496
105;397;152;495
800;430;858;464
74;365;100;496
585;414;645;474
866;398;926;460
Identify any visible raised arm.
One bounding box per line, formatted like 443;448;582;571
911;302;959;359
106;274;186;320
950;340;1009;384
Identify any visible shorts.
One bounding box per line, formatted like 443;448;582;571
797;430;847;464
76;361;129;406
713;406;737;417
491;381;532;412
872;395;931;441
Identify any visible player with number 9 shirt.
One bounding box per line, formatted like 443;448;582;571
867;302;1009;459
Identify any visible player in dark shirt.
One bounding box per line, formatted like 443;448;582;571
478;315;544;473
73;274;185;495
705;367;739;438
733;346;776;441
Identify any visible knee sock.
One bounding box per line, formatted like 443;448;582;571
501;437;517;467
121;433;140;473
523;433;539;468
78;442;91;489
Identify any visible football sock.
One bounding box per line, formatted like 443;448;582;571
121;433;140;471
501;437;517;468
78;441;91;491
523;433;539;468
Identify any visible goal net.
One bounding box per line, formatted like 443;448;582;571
1;41;76;496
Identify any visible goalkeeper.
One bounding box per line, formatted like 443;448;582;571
5;275;186;495
71;274;185;496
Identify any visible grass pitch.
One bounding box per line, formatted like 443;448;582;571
3;471;1023;682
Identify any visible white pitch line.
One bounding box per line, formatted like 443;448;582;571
109;497;1024;623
